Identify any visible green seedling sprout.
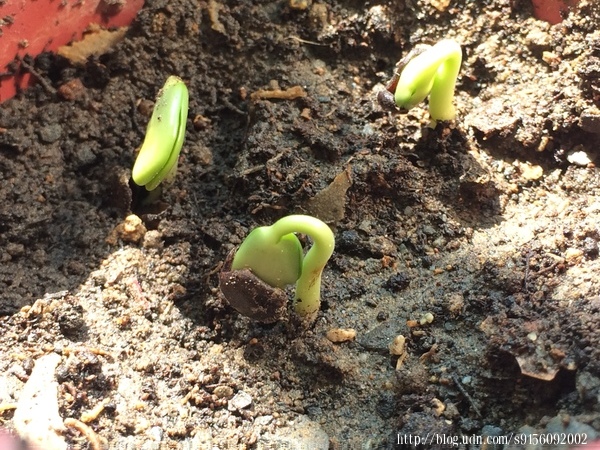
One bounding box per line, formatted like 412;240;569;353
132;76;189;191
223;215;335;320
378;39;462;123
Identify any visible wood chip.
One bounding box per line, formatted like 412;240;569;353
250;85;307;101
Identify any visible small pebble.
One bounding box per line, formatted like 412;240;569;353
228;391;252;411
520;164;543;181
289;0;311;9
389;335;406;356
385;273;410;292
419;312;434;325
143;230;163;249
57;78;86;101
431;397;445;416
6;243;25;257
326;328;356;343
114;214;147;244
213;385;234;399
567;150;592;166
38;124;62;144
564;247;583;262
583;237;598;258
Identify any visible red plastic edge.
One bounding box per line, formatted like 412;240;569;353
0;0;145;102
531;0;579;24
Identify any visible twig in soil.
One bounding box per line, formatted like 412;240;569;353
523;249;532;290
221;98;246;115
451;374;482;418
533;261;559;277
18;56;56;96
62;346;115;361
418;343;438;362
64;418;105;450
240;165;264;176
126;276;149;307
286;36;327;46
250;203;284;215
523;251;560;289
204;261;223;289
80;399;110;424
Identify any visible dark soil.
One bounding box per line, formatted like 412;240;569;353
1;0;600;448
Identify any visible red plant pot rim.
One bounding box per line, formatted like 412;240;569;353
0;0;145;102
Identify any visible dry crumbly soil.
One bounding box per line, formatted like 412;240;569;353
1;0;600;448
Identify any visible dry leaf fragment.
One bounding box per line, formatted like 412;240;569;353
57;25;128;65
306;169;352;223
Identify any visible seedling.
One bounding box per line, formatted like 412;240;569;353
220;215;335;322
378;39;462;123
132;76;189;191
